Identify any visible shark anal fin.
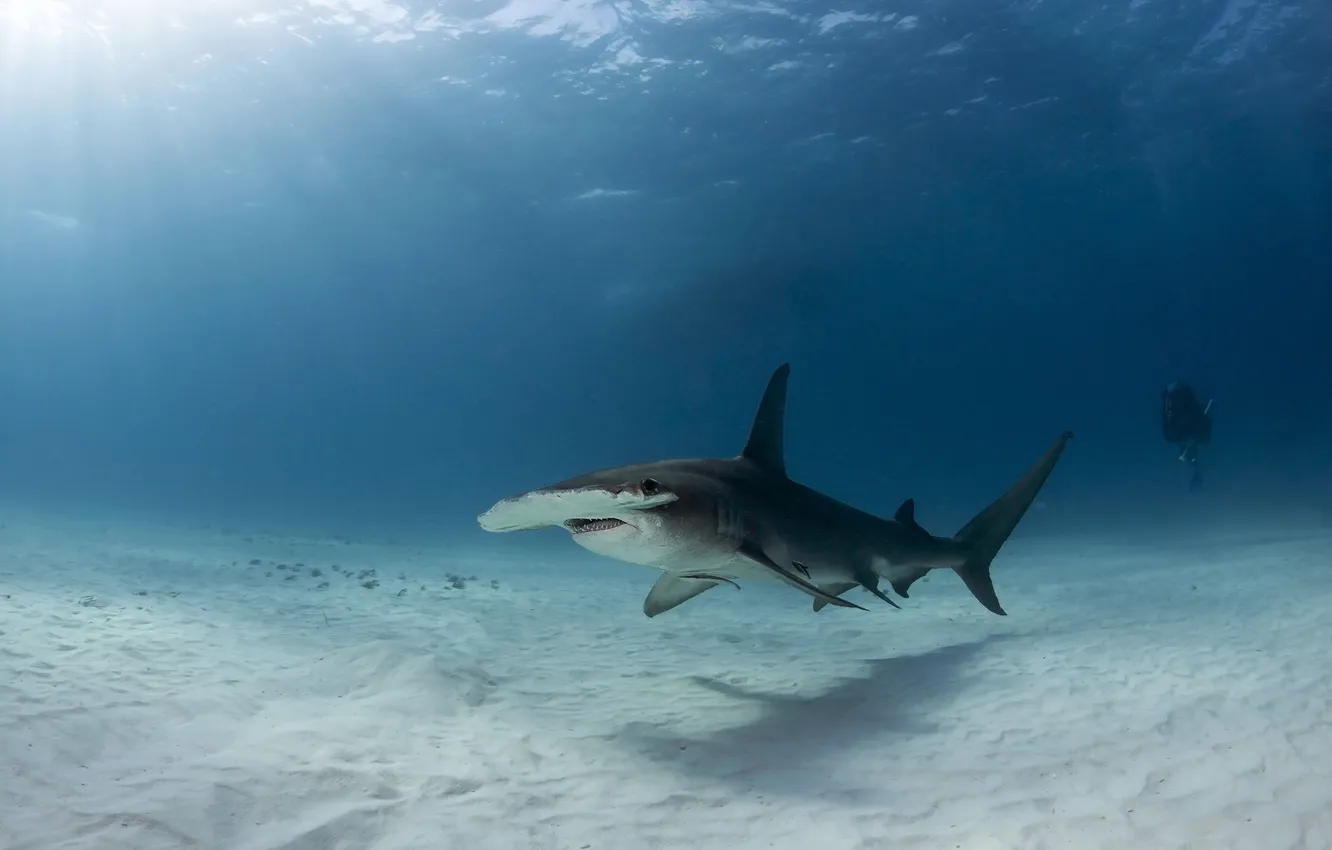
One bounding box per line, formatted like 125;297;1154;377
644;574;731;618
738;540;867;611
792;560;811;579
889;568;930;599
812;582;857;612
740;363;790;477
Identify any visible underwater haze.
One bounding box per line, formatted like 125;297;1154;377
2;1;1332;849
1;0;1329;532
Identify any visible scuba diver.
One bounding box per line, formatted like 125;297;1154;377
1161;381;1213;490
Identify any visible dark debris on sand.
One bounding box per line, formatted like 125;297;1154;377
243;555;500;596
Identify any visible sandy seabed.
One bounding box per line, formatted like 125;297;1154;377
2;512;1331;850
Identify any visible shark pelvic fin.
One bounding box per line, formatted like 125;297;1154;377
812;582;857;612
644;574;734;617
811;569;901;612
740;363;790;477
739;539;867;611
853;565;901;609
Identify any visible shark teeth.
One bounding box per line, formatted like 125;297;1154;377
478;486;678;533
565;518;629;534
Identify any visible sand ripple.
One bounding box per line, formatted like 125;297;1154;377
2;518;1331;849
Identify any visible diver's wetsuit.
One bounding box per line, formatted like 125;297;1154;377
1162;381;1212;490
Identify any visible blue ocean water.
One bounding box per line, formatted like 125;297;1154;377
3;5;1332;847
1;1;1329;541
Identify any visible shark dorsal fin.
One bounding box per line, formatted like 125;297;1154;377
741;363;790;476
893;498;916;524
893;498;930;535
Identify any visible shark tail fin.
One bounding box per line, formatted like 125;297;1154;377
950;431;1074;615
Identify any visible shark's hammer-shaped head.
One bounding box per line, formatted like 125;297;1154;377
477;463;741;569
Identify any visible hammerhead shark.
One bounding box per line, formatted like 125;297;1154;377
478;363;1072;618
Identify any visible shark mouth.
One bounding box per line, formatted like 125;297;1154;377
565;518;629;534
479;485;677;533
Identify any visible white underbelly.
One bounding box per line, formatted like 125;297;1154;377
571;530;858;588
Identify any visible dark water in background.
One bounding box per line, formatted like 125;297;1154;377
0;0;1329;541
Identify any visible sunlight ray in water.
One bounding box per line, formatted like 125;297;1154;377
1;0;77;40
0;0;1327;846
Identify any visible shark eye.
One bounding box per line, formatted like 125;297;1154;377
639;478;662;496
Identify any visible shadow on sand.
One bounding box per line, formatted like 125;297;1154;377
615;633;1022;797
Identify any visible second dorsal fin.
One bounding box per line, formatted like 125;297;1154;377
741;363;790;476
894;498;916;524
893;498;930;535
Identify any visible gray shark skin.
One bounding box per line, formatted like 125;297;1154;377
478;363;1073;618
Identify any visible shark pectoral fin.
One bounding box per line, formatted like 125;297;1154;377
812;582;857;612
889;568;930;599
644;574;729;618
738;540;868;611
